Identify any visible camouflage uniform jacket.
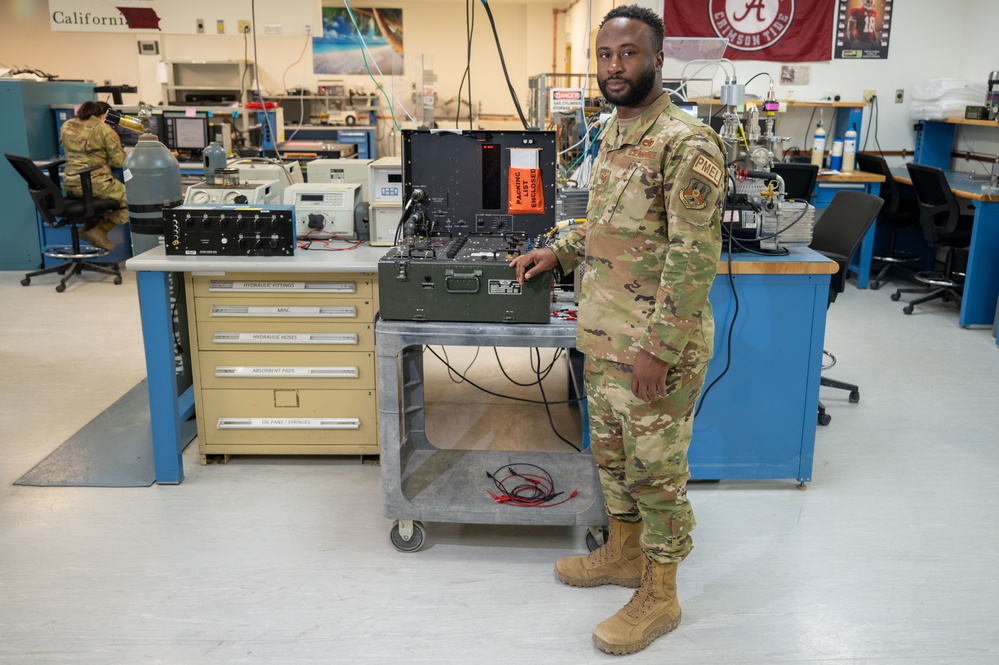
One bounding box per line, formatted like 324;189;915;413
60;116;126;190
551;93;726;367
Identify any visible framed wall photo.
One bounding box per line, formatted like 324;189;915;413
835;0;894;59
313;7;403;75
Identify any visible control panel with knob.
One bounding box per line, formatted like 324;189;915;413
283;182;363;239
164;205;296;256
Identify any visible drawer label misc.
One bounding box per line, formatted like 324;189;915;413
210;305;358;318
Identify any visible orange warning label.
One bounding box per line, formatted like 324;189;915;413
508;168;544;214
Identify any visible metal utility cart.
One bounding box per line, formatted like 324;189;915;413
375;316;607;552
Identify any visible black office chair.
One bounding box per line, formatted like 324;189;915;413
5;154;123;292
855;153;921;290
809;190;884;426
772;162;819;200
891;163;974;315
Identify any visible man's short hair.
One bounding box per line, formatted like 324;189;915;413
599;5;665;53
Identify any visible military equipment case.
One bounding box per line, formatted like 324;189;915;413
378;235;552;324
377;129;558;324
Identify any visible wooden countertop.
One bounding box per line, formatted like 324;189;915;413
891;167;999;203
817;171;885;184
690;98;865;108
923;116;999;129
718;246;838;275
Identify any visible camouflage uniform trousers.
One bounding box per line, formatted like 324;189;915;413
64;174;128;227
584;356;707;564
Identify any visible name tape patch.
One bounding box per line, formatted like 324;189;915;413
691;152;722;187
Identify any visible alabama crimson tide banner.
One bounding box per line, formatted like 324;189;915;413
662;0;836;62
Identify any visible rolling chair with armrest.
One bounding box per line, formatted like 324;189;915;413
854;152;921;290
4;154;123;292
772;162;819;200
809;190;884;426
891;163;974;315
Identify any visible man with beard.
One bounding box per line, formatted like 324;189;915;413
510;4;725;655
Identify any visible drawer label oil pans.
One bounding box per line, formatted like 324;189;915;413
216;417;361;429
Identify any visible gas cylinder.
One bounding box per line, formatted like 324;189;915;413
203;141;227;185
810;123;826;168
842;125;858;172
123;133;182;255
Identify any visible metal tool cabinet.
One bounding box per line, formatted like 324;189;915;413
375;317;607;552
185;272;380;461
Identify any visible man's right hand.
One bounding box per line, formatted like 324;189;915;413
509;248;558;285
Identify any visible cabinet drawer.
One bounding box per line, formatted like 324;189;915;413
196;321;374;350
198;350;375;389
192;273;373;298
814;182;867;208
195;296;374;323
200;388;376;445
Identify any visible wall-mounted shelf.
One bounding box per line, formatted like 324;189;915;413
162;60;254;105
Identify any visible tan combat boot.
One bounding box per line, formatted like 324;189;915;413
554;517;643;588
592;555;681;655
80;219;116;251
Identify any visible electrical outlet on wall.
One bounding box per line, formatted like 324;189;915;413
863;89;877;103
196;18;204;33
895;89;904;103
238;20;251;34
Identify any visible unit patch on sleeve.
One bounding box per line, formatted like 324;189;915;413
690;151;723;187
681;178;711;210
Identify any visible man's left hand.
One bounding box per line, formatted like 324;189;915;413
632;350;669;402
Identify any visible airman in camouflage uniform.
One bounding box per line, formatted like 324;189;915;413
510;4;725;655
60;101;128;250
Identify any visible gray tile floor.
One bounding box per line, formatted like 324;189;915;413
1;266;998;664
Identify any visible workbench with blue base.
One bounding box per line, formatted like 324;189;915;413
127;245;836;489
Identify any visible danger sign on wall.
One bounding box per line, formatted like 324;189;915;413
549;88;584;114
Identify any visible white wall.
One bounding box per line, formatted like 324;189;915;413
565;0;999;168
1;0;995;165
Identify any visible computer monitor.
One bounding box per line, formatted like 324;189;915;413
163;115;209;152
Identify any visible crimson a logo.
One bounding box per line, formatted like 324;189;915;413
709;0;795;51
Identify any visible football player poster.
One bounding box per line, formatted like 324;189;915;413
836;0;894;59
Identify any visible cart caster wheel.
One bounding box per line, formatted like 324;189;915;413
20;277;30;286
903;304;914;315
55;283;66;293
890;292;901;301
114;276;122;285
817;412;832;426
870;281;881;290
585;526;608;552
390;520;426;553
849;390;860;403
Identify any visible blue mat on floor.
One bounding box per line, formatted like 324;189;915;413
14;380;194;487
